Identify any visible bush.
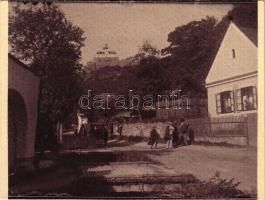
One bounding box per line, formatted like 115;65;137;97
168;171;252;198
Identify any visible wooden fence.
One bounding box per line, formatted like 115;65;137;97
187;115;254;146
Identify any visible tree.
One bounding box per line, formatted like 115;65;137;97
9;4;85;122
133;40;159;63
161;16;219;97
161;3;257;98
9;4;86;151
9;5;85;76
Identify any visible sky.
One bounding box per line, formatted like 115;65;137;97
10;3;233;64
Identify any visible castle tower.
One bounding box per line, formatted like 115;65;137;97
92;43;119;70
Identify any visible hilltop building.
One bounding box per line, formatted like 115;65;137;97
86;44;140;72
87;44;120;70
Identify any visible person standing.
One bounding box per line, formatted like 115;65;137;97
179;118;189;146
117;123;123;137
172;124;179;148
164;126;171;149
148;126;159;149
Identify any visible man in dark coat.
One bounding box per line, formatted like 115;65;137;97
164;125;172;149
148;126;159;149
172;125;179;148
179;118;189;146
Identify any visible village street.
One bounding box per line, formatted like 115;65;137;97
6;2;259;199
65;139;257;193
11;138;256;197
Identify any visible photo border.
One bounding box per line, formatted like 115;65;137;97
0;1;264;199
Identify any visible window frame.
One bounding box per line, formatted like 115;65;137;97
216;90;235;114
240;86;257;111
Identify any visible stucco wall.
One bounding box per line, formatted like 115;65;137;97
8;58;39;160
206;22;257;85
207;75;257;118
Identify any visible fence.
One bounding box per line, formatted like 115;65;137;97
112;114;256;146
188;114;257;146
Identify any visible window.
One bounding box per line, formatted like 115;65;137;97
216;91;234;114
236;86;257;111
232;49;236;58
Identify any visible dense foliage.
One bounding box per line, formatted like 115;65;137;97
9;5;86;123
9;4;86;151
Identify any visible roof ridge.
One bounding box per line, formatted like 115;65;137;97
231;21;257;46
8;54;37;75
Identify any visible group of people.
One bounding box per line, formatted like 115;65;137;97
148;118;194;149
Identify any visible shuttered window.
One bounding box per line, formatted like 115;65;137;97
235;89;242;111
216;91;234;114
241;86;257;111
230;91;235;112
253;86;257;109
216;93;221;114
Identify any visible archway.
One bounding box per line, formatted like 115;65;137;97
8;89;28;173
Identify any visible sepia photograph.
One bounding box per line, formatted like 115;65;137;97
3;0;261;198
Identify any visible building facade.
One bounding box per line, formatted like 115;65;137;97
205;22;257;118
87;43;120;70
8;55;40;173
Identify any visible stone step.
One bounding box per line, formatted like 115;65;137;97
64;174;198;196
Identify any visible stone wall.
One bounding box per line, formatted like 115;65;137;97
114;121;171;138
114;113;257;146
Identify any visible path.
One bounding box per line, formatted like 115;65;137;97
10;139;256;196
63;139;257;193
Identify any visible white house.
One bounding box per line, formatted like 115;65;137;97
205;22;257;118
